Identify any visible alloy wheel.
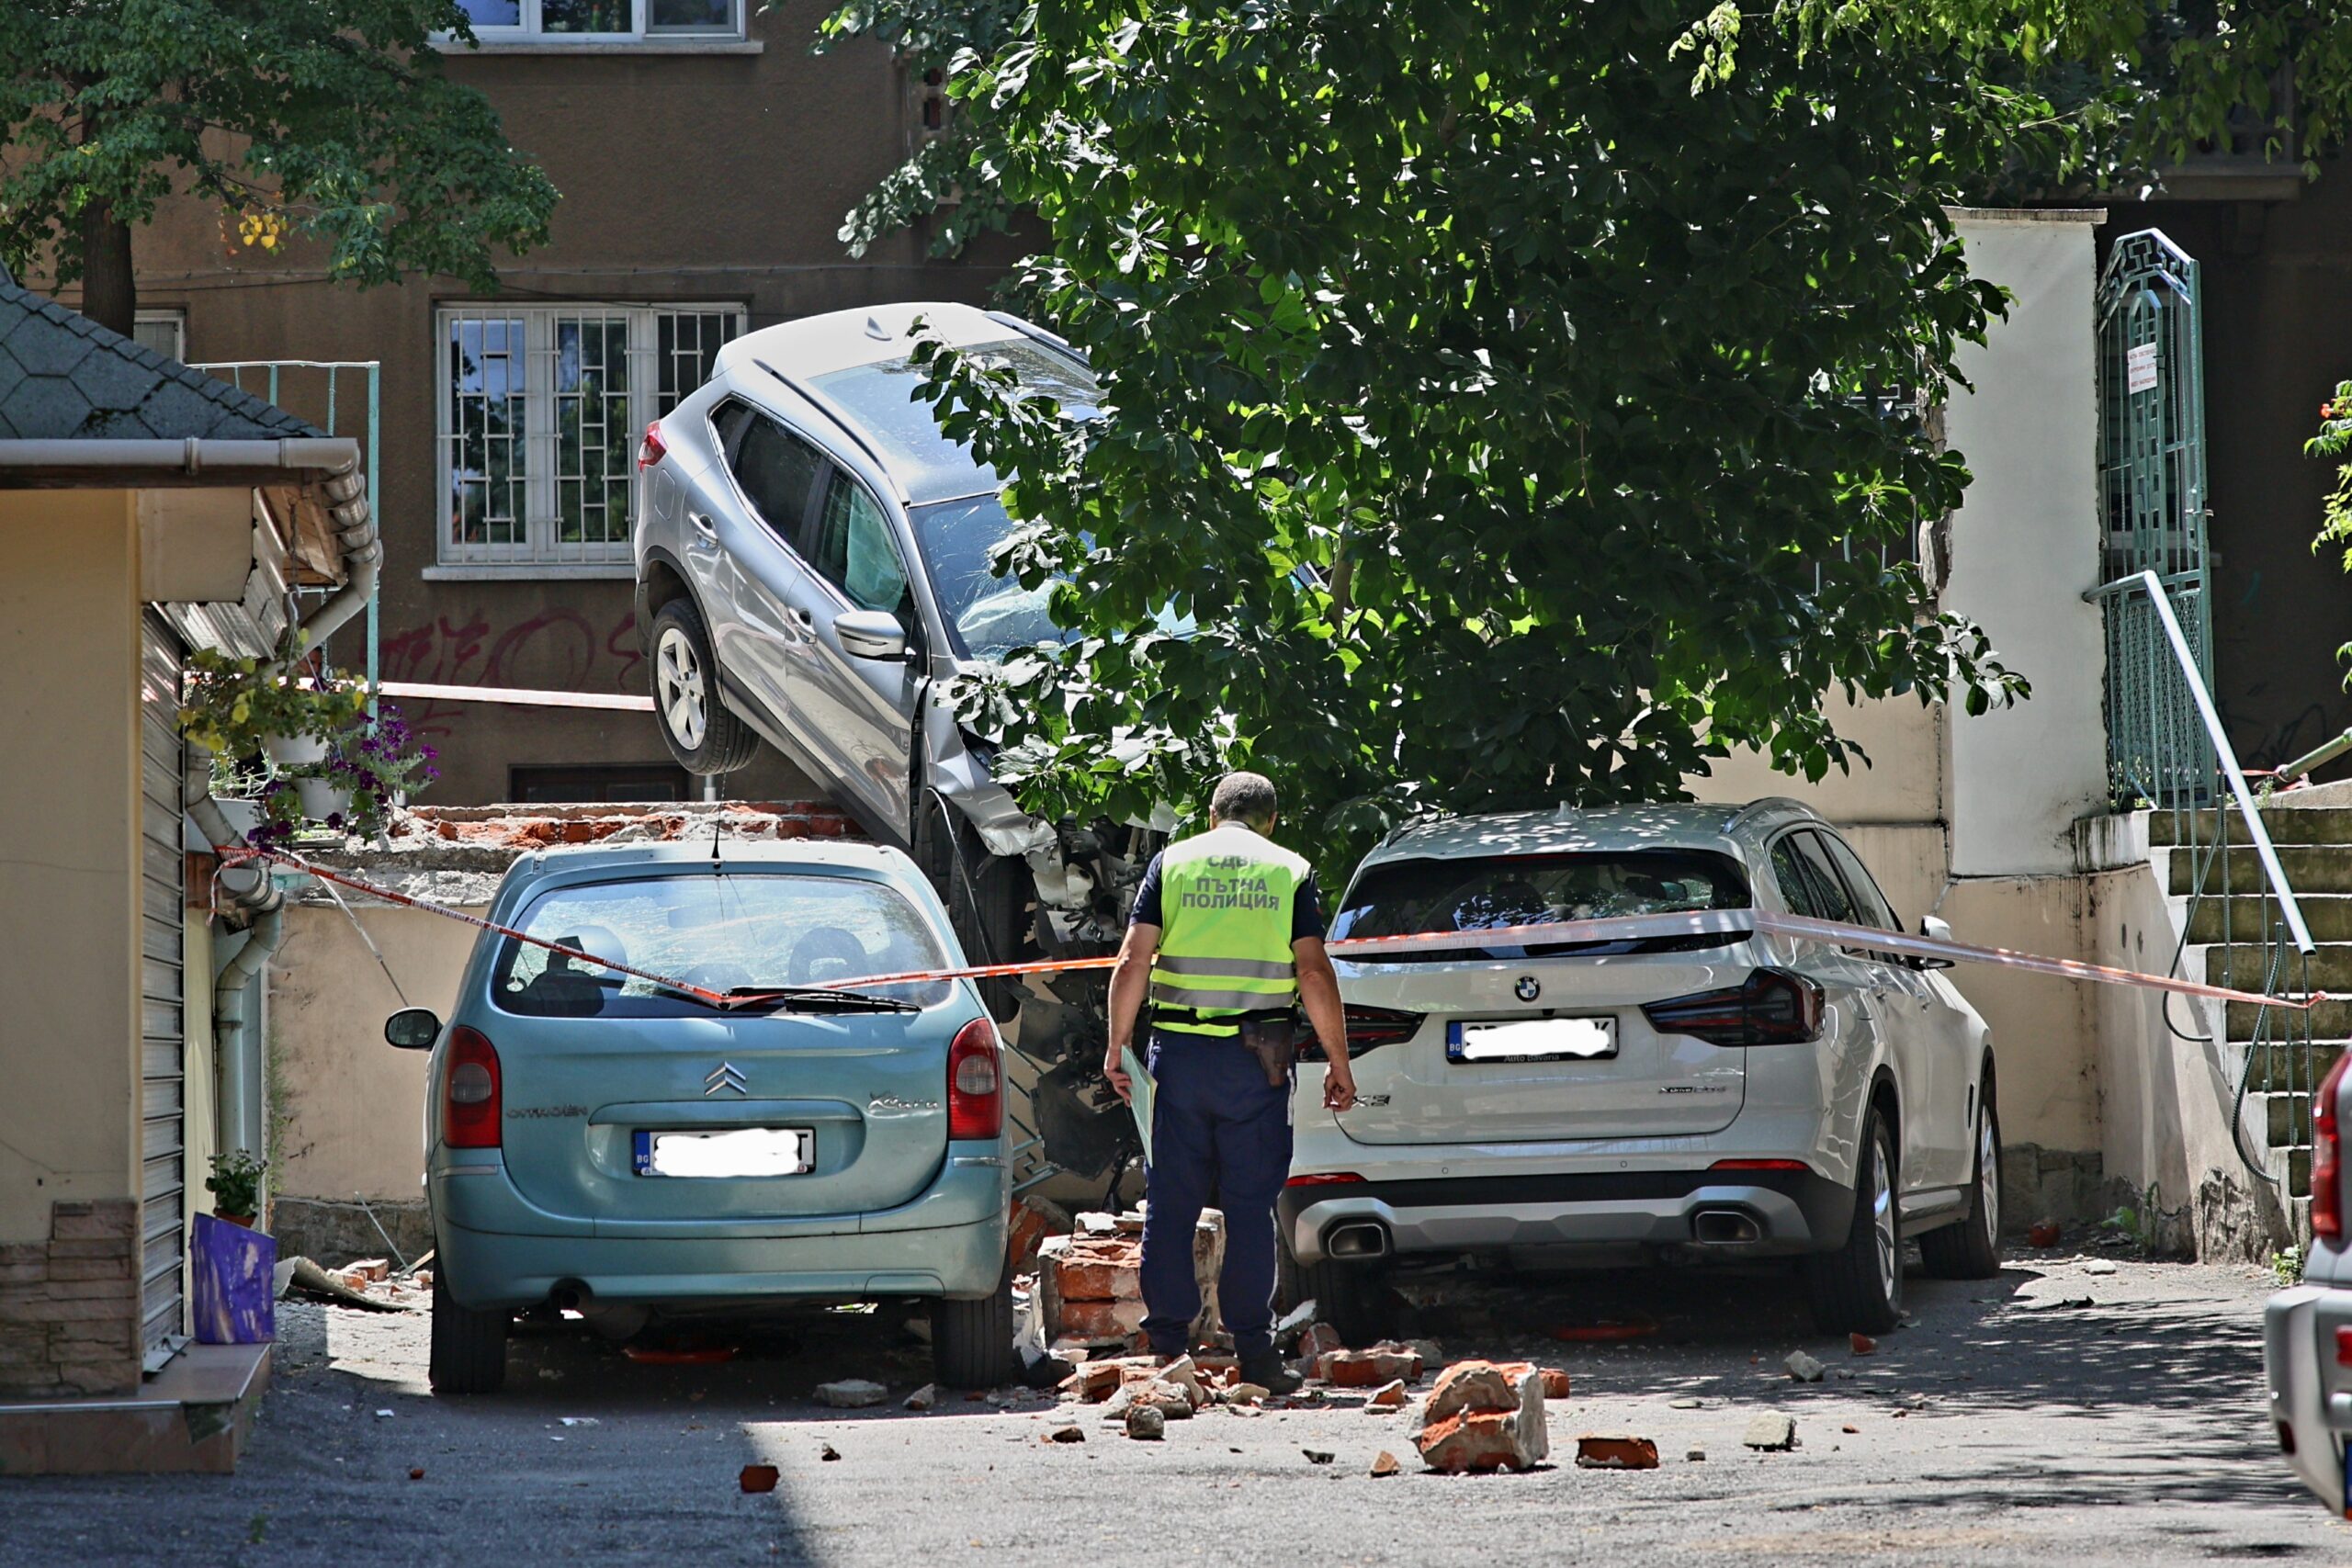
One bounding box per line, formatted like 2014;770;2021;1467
1978;1111;1999;1238
656;626;707;750
1871;1134;1897;1303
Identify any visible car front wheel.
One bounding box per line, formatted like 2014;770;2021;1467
1919;1092;2003;1280
650;597;760;776
1802;1106;1902;1335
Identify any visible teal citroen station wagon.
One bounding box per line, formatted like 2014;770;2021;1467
382;840;1012;1394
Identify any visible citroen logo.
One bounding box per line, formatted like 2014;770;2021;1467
1514;976;1542;1002
704;1062;748;1098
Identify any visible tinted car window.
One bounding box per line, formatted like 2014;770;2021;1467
730;414;827;546
492;873;951;1019
1786;832;1861;925
1818;833;1900;931
1769;836;1824;917
1331;850;1749;963
808;468;914;619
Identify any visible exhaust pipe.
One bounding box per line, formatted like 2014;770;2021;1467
1690;1209;1763;1246
551;1280;594;1312
1324;1221;1392;1260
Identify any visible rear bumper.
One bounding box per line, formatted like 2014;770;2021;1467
2265;1283;2347;1515
1279;1168;1853;1265
429;1151;1009;1309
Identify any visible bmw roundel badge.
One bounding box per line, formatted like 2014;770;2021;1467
1514;976;1541;1002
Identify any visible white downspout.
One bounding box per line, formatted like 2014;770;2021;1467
182;442;380;1160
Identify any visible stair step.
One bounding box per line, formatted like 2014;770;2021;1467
2291;1146;2312;1199
2229;999;2352;1040
2209;945;2352;990
2188;897;2352;944
2244;1043;2346;1091
2172;846;2352;896
2152;808;2352;848
2268;1092;2325;1146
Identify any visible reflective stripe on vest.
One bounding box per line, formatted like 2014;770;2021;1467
1148;822;1307;1028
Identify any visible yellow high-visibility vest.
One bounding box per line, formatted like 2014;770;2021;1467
1148;822;1306;1036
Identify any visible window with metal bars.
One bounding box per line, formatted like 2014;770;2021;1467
438;303;743;569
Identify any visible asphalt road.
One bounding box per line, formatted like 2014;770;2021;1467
6;1252;2347;1566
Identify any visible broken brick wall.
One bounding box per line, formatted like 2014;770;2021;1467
0;1201;143;1398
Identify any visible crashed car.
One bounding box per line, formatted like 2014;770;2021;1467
2265;1053;2352;1514
632;303;1154;1161
1284;800;2003;1341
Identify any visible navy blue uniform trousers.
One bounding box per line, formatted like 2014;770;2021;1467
1138;1030;1293;1359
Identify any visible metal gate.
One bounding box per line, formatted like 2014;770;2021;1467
138;612;187;1358
2094;229;2213;807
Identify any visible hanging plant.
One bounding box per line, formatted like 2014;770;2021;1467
179;626;435;844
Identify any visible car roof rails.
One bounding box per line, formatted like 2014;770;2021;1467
985;310;1091;373
750;357;912;506
1717;796;1818;834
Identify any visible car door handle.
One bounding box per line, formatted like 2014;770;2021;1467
687;510;716;538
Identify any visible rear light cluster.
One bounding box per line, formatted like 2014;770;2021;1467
444;1026;503;1148
636;419;668;472
2312;1054;2348;1240
1284;1172;1365;1189
1642;968;1823;1047
947;1018;1003;1140
1299;1004;1423;1062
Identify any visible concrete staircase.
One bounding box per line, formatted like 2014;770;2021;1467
2152;800;2352;1224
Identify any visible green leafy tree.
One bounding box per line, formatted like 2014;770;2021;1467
833;1;2049;877
0;2;558;335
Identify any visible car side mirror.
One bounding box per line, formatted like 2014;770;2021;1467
834;609;907;661
384;1008;442;1050
1913;915;1955;970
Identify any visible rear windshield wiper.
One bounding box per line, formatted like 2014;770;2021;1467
718;986;921;1014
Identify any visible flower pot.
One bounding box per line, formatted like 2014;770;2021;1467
294;776;352;825
216;1212;255;1228
265;732;328;768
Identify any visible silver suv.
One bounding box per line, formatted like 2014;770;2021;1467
632;303;1153;1076
1285;799;2003;1339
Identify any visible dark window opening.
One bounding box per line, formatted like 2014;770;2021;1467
509;764;693;804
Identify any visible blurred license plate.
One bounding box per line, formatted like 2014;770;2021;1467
1447;1017;1617;1063
633;1128;813;1178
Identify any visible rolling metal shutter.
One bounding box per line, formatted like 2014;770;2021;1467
138;612;187;1354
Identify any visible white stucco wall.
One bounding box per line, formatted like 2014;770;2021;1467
1941;210;2109;876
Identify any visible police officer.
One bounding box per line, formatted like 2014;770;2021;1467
1103;771;1356;1393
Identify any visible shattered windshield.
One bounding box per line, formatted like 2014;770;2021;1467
492;872;952;1019
909;492;1074;660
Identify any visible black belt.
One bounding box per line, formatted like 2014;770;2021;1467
1153;1006;1289;1034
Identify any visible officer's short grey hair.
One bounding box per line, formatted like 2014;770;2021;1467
1208;772;1278;829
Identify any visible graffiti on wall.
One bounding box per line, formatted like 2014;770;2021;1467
380;608;642;739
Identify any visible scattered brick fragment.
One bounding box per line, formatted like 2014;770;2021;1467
1742;1414;1797;1451
1414;1361;1548;1473
820;1444;842;1461
1126;1405;1166;1440
1371;1450;1401;1477
1297;1322;1344;1359
1784;1350;1825;1382
1538;1368;1570;1399
740;1464;780;1494
904;1383;938;1411
1318;1348;1420;1388
409;1468;424;1481
1048;1425;1085;1444
1364;1379;1409;1411
1303;1449;1335;1464
1062;1362;1124;1403
2028;1220;2062;1248
814;1379;888;1408
1575;1434;1659;1470
1849;1334;1876;1356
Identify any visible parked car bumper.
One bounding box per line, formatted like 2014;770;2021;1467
428;1150;1010;1310
1279;1167;1854;1265
2265;1283;2349;1515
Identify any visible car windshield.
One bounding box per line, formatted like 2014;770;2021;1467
908;492;1073;660
1330;850;1751;963
492;872;953;1019
809;336;1100;503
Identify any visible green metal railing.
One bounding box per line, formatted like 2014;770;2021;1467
191;359;382;697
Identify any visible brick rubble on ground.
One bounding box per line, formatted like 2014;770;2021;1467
1415;1359;1549;1473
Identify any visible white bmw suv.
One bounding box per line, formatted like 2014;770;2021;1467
1286;799;2002;1338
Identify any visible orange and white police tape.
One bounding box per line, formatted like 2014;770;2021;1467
219;843;2327;1014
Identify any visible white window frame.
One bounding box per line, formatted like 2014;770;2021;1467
435;301;744;574
443;0;744;44
133;309;186;363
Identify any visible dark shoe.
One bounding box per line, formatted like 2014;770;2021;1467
1239;1350;1304;1395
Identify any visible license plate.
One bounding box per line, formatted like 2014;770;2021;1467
1447;1016;1618;1063
632;1128;814;1179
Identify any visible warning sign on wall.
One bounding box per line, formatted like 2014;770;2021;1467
2125;342;2159;395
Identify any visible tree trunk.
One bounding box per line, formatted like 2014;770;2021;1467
79;201;136;338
